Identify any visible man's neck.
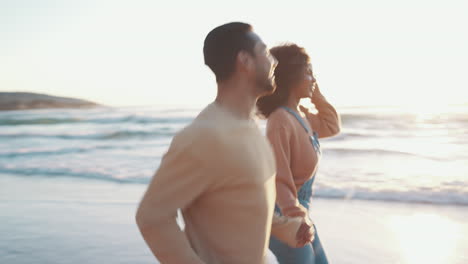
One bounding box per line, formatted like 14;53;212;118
215;79;257;120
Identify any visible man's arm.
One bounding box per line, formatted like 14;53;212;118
135;138;210;264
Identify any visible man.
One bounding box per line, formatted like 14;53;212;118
136;22;313;264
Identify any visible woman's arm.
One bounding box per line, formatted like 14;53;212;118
300;84;341;138
271;213;315;248
267;122;307;218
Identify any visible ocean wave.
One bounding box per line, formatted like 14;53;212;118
323;147;448;161
3;166;467;206
325;147;414;156
0;145;124;158
0;116;194;126
0;117;83;125
312;187;468;206
324;132;377;141
0;167;148;184
340;113;468;131
0;129;176;140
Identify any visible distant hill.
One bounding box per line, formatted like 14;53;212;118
0;92;101;111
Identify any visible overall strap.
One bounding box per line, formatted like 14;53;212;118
281;106;311;134
281;106;321;155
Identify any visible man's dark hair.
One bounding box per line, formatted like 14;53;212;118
203;22;257;82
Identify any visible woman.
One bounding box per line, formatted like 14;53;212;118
257;44;341;263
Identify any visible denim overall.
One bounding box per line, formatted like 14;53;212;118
269;107;329;264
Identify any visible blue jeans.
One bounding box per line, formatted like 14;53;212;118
270;224;328;264
270;176;329;263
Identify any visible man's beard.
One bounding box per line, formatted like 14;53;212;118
256;75;276;97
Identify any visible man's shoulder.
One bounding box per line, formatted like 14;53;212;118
171;115;226;151
175;122;216;142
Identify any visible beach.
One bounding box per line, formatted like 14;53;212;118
1;105;467;263
2;0;468;262
1;174;467;264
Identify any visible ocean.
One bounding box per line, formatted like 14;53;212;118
1;104;467;206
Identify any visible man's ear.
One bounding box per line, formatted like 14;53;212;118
237;50;253;72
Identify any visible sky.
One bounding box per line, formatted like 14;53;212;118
1;0;467;108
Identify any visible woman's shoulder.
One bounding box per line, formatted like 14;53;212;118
269;107;289;120
267;108;295;130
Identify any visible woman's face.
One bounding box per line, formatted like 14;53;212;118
293;64;316;99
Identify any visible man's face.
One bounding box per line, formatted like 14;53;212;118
246;32;278;96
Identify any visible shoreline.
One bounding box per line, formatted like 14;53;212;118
2;172;466;208
1;174;467;264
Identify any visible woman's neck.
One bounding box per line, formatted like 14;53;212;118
283;94;301;112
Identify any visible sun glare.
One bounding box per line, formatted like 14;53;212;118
388;213;460;264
